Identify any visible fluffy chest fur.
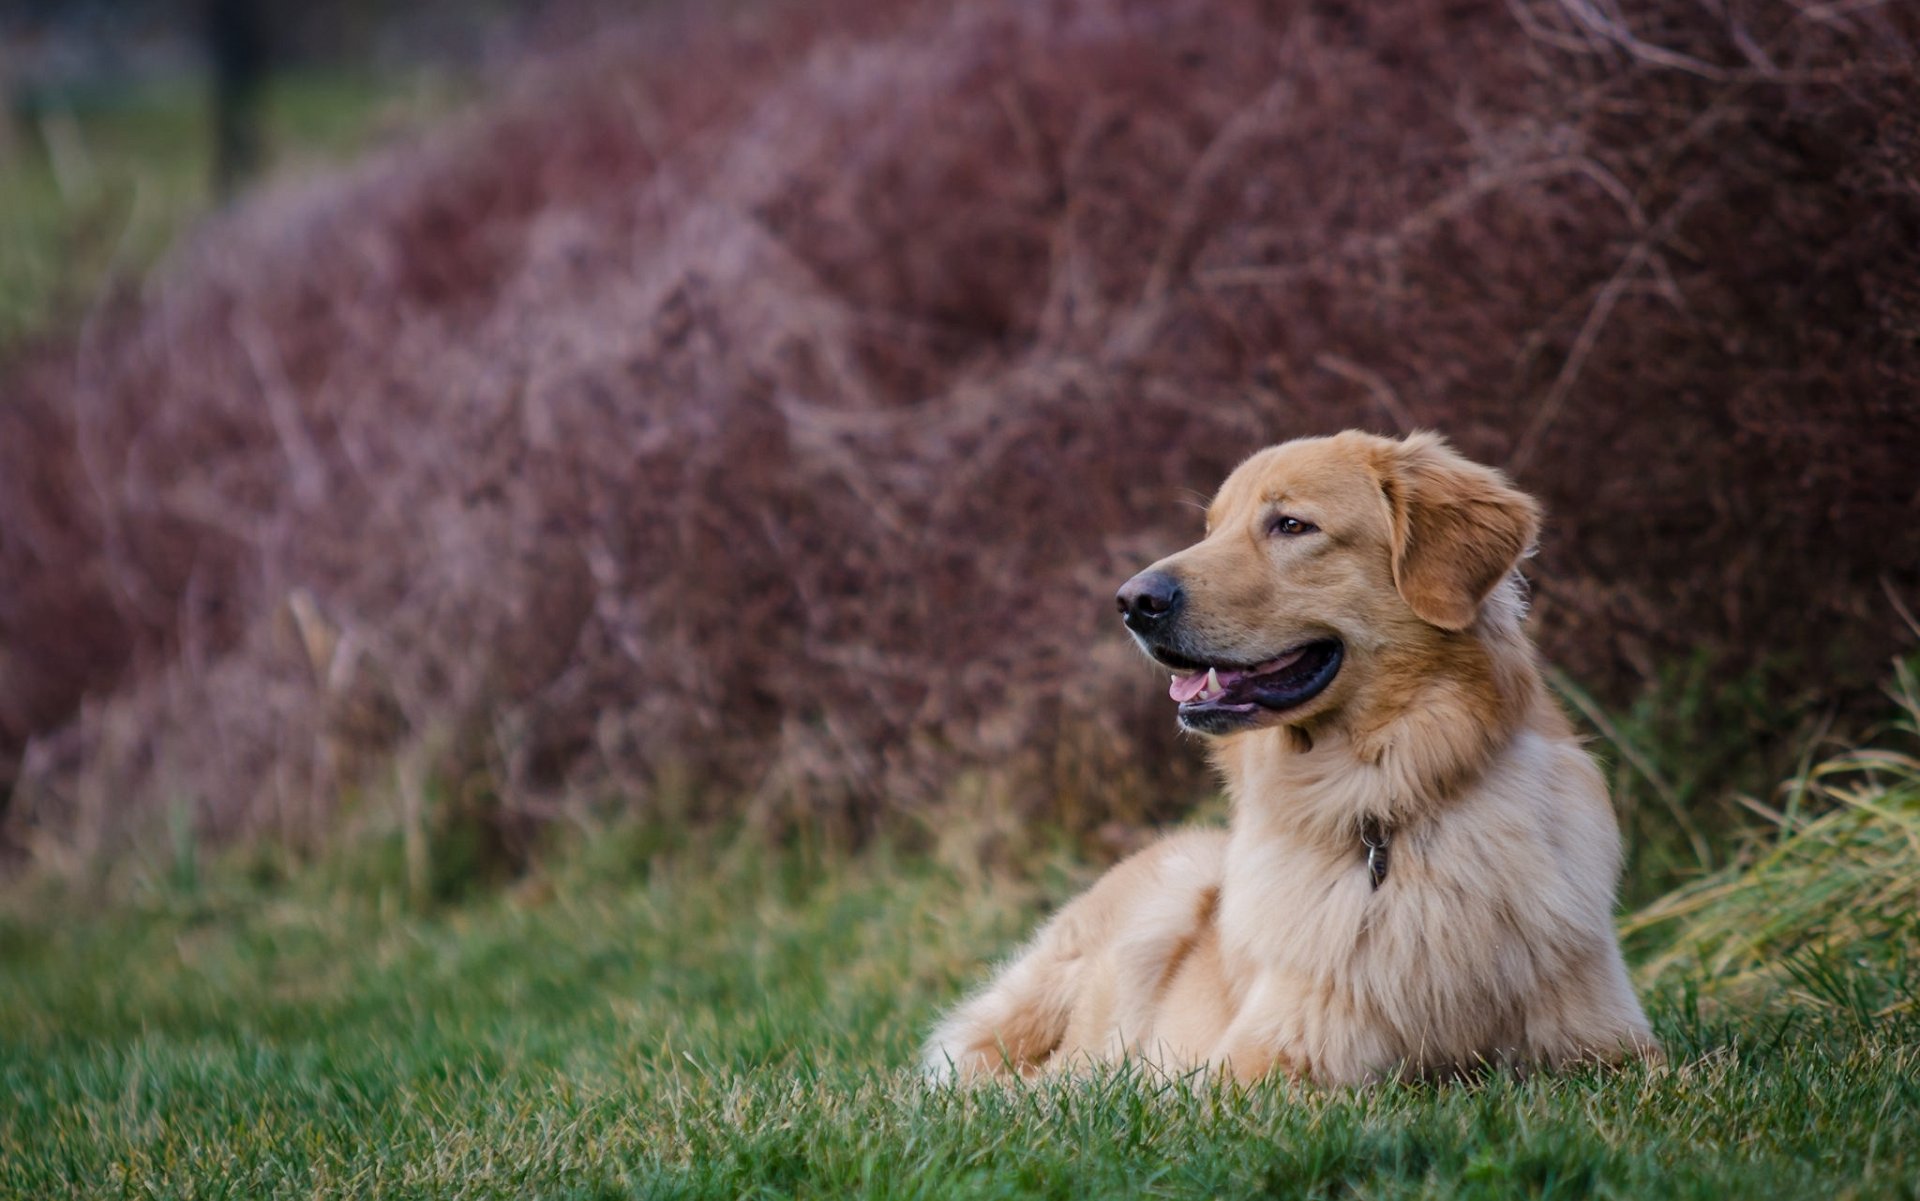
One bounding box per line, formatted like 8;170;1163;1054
1212;728;1634;1083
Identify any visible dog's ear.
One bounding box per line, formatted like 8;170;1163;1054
1377;432;1541;631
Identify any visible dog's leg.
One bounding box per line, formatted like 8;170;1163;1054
922;831;1229;1081
1526;945;1662;1068
1202;972;1305;1084
921;917;1085;1082
1203;969;1407;1086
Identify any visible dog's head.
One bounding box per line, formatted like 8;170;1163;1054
1117;430;1540;736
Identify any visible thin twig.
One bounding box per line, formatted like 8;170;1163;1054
1315;354;1417;434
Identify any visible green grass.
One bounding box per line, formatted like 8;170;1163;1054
4;808;1919;1201
6;665;1917;1199
1624;659;1920;1022
0;68;463;348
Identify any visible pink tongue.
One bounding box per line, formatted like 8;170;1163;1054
1168;647;1309;703
1170;667;1245;702
1169;672;1208;702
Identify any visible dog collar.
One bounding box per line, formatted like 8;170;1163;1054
1362;818;1391;889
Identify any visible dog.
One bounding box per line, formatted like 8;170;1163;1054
924;430;1657;1085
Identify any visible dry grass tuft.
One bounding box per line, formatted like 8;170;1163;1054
3;0;1918;861
1627;660;1920;1017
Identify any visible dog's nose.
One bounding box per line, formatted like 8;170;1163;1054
1116;571;1183;633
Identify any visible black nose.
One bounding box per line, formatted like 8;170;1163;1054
1116;571;1183;633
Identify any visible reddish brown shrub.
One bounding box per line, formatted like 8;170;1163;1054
3;0;1917;862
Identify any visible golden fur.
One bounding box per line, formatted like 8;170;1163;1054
924;430;1657;1085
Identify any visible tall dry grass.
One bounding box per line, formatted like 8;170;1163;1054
2;0;1917;864
1627;659;1920;1018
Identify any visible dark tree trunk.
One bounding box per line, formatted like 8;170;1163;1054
206;0;268;198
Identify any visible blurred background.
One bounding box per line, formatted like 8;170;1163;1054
2;0;1917;893
0;0;587;345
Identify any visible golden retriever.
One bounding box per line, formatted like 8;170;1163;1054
925;430;1657;1085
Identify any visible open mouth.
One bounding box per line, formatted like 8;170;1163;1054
1163;639;1344;734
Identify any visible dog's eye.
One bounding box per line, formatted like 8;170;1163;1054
1269;515;1318;537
